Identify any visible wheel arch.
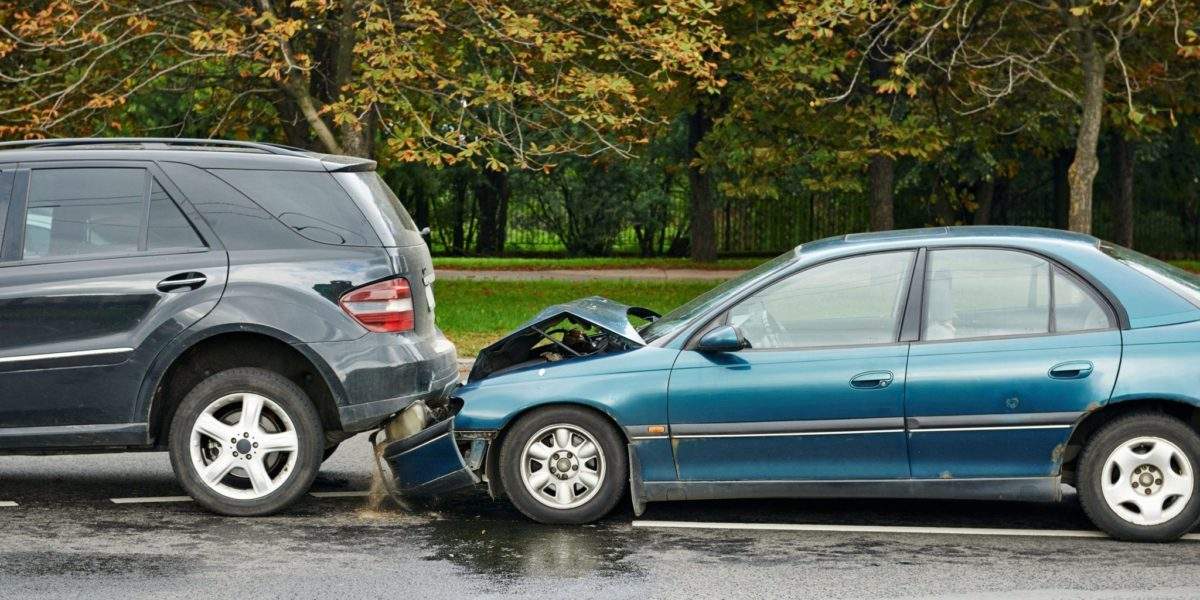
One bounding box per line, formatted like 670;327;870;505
1059;397;1200;486
140;325;346;448
483;400;630;502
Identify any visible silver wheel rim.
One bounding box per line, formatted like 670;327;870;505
1101;436;1194;526
189;392;299;500
520;424;605;510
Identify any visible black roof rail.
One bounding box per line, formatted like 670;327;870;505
0;137;314;157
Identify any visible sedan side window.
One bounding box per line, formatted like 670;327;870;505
728;251;915;349
924;249;1050;341
1054;268;1113;332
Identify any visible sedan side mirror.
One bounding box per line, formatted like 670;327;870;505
696;325;749;353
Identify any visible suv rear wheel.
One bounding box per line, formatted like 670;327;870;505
1078;413;1200;542
168;367;323;516
498;406;626;524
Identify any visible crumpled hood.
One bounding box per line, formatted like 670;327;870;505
469;296;659;381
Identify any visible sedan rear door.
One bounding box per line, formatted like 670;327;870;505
904;247;1121;479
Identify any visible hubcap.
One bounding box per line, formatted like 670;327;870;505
1101;436;1193;526
520;424;604;509
189;392;299;500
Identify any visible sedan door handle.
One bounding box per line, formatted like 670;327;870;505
850;370;894;389
157;272;207;293
1049;361;1094;380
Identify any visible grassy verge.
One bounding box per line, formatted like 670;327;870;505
433;256;764;271
1170;260;1200;273
434;279;716;356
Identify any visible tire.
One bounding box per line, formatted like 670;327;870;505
498;406;627;524
1078;412;1200;542
168;367;323;516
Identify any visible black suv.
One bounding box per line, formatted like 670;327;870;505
0;138;458;515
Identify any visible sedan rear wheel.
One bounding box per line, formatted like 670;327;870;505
169;368;323;516
500;406;626;524
1079;413;1200;542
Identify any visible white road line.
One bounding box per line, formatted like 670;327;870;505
632;520;1200;542
309;490;372;498
0;501;17;508
110;496;193;504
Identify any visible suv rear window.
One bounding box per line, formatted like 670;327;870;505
1101;242;1200;308
333;172;419;246
210;169;378;246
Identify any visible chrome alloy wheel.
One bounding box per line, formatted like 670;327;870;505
189;392;299;500
1101;436;1194;526
520;424;606;509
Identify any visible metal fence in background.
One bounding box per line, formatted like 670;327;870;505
429;185;1200;258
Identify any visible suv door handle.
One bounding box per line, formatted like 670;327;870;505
1049;361;1094;380
850;370;894;389
157;272;207;293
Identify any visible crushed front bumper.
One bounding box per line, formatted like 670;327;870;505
373;406;489;497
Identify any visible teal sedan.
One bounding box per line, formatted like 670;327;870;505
378;226;1200;542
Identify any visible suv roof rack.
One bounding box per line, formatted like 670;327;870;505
0;137;314;157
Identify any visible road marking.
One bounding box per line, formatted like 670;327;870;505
632;520;1200;542
0;501;17;507
110;496;193;504
310;490;372;498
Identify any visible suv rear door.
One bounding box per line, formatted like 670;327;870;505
0;161;228;448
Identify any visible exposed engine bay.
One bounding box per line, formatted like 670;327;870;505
467;296;659;382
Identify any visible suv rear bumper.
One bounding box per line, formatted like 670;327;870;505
304;329;459;432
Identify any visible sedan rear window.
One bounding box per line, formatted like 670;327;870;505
1101;242;1200;308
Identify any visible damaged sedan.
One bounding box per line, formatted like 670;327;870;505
378;226;1200;542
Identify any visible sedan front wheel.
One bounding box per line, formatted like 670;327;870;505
499;406;627;524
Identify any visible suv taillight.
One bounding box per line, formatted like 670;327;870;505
339;277;414;333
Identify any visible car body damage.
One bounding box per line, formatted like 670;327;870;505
374;296;659;499
468;296;659;381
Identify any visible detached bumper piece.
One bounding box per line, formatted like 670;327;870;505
377;416;481;497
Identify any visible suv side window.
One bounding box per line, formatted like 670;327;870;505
24;168;145;259
728;251;915;349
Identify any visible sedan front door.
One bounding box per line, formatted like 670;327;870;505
667;250;918;481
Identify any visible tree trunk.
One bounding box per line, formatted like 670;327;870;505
1112;134;1135;248
474;168;509;256
1053;149;1072;229
451;174;468;254
973;178;994;225
1067;26;1105;234
869;156;896;230
867;50;895;231
686;104;718;262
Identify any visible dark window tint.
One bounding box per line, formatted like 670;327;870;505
159;162;299;251
333;172;418;245
148;179;204;250
210;169;377;246
24;168;144;259
728;251;914;349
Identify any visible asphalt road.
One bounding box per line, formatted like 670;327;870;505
2;434;1200;599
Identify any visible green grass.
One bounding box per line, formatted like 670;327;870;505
434;279;716;356
433;256;764;271
1170;260;1200;273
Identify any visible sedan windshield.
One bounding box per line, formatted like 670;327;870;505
639;249;797;343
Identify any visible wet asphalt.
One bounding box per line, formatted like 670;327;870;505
2;434;1200;599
